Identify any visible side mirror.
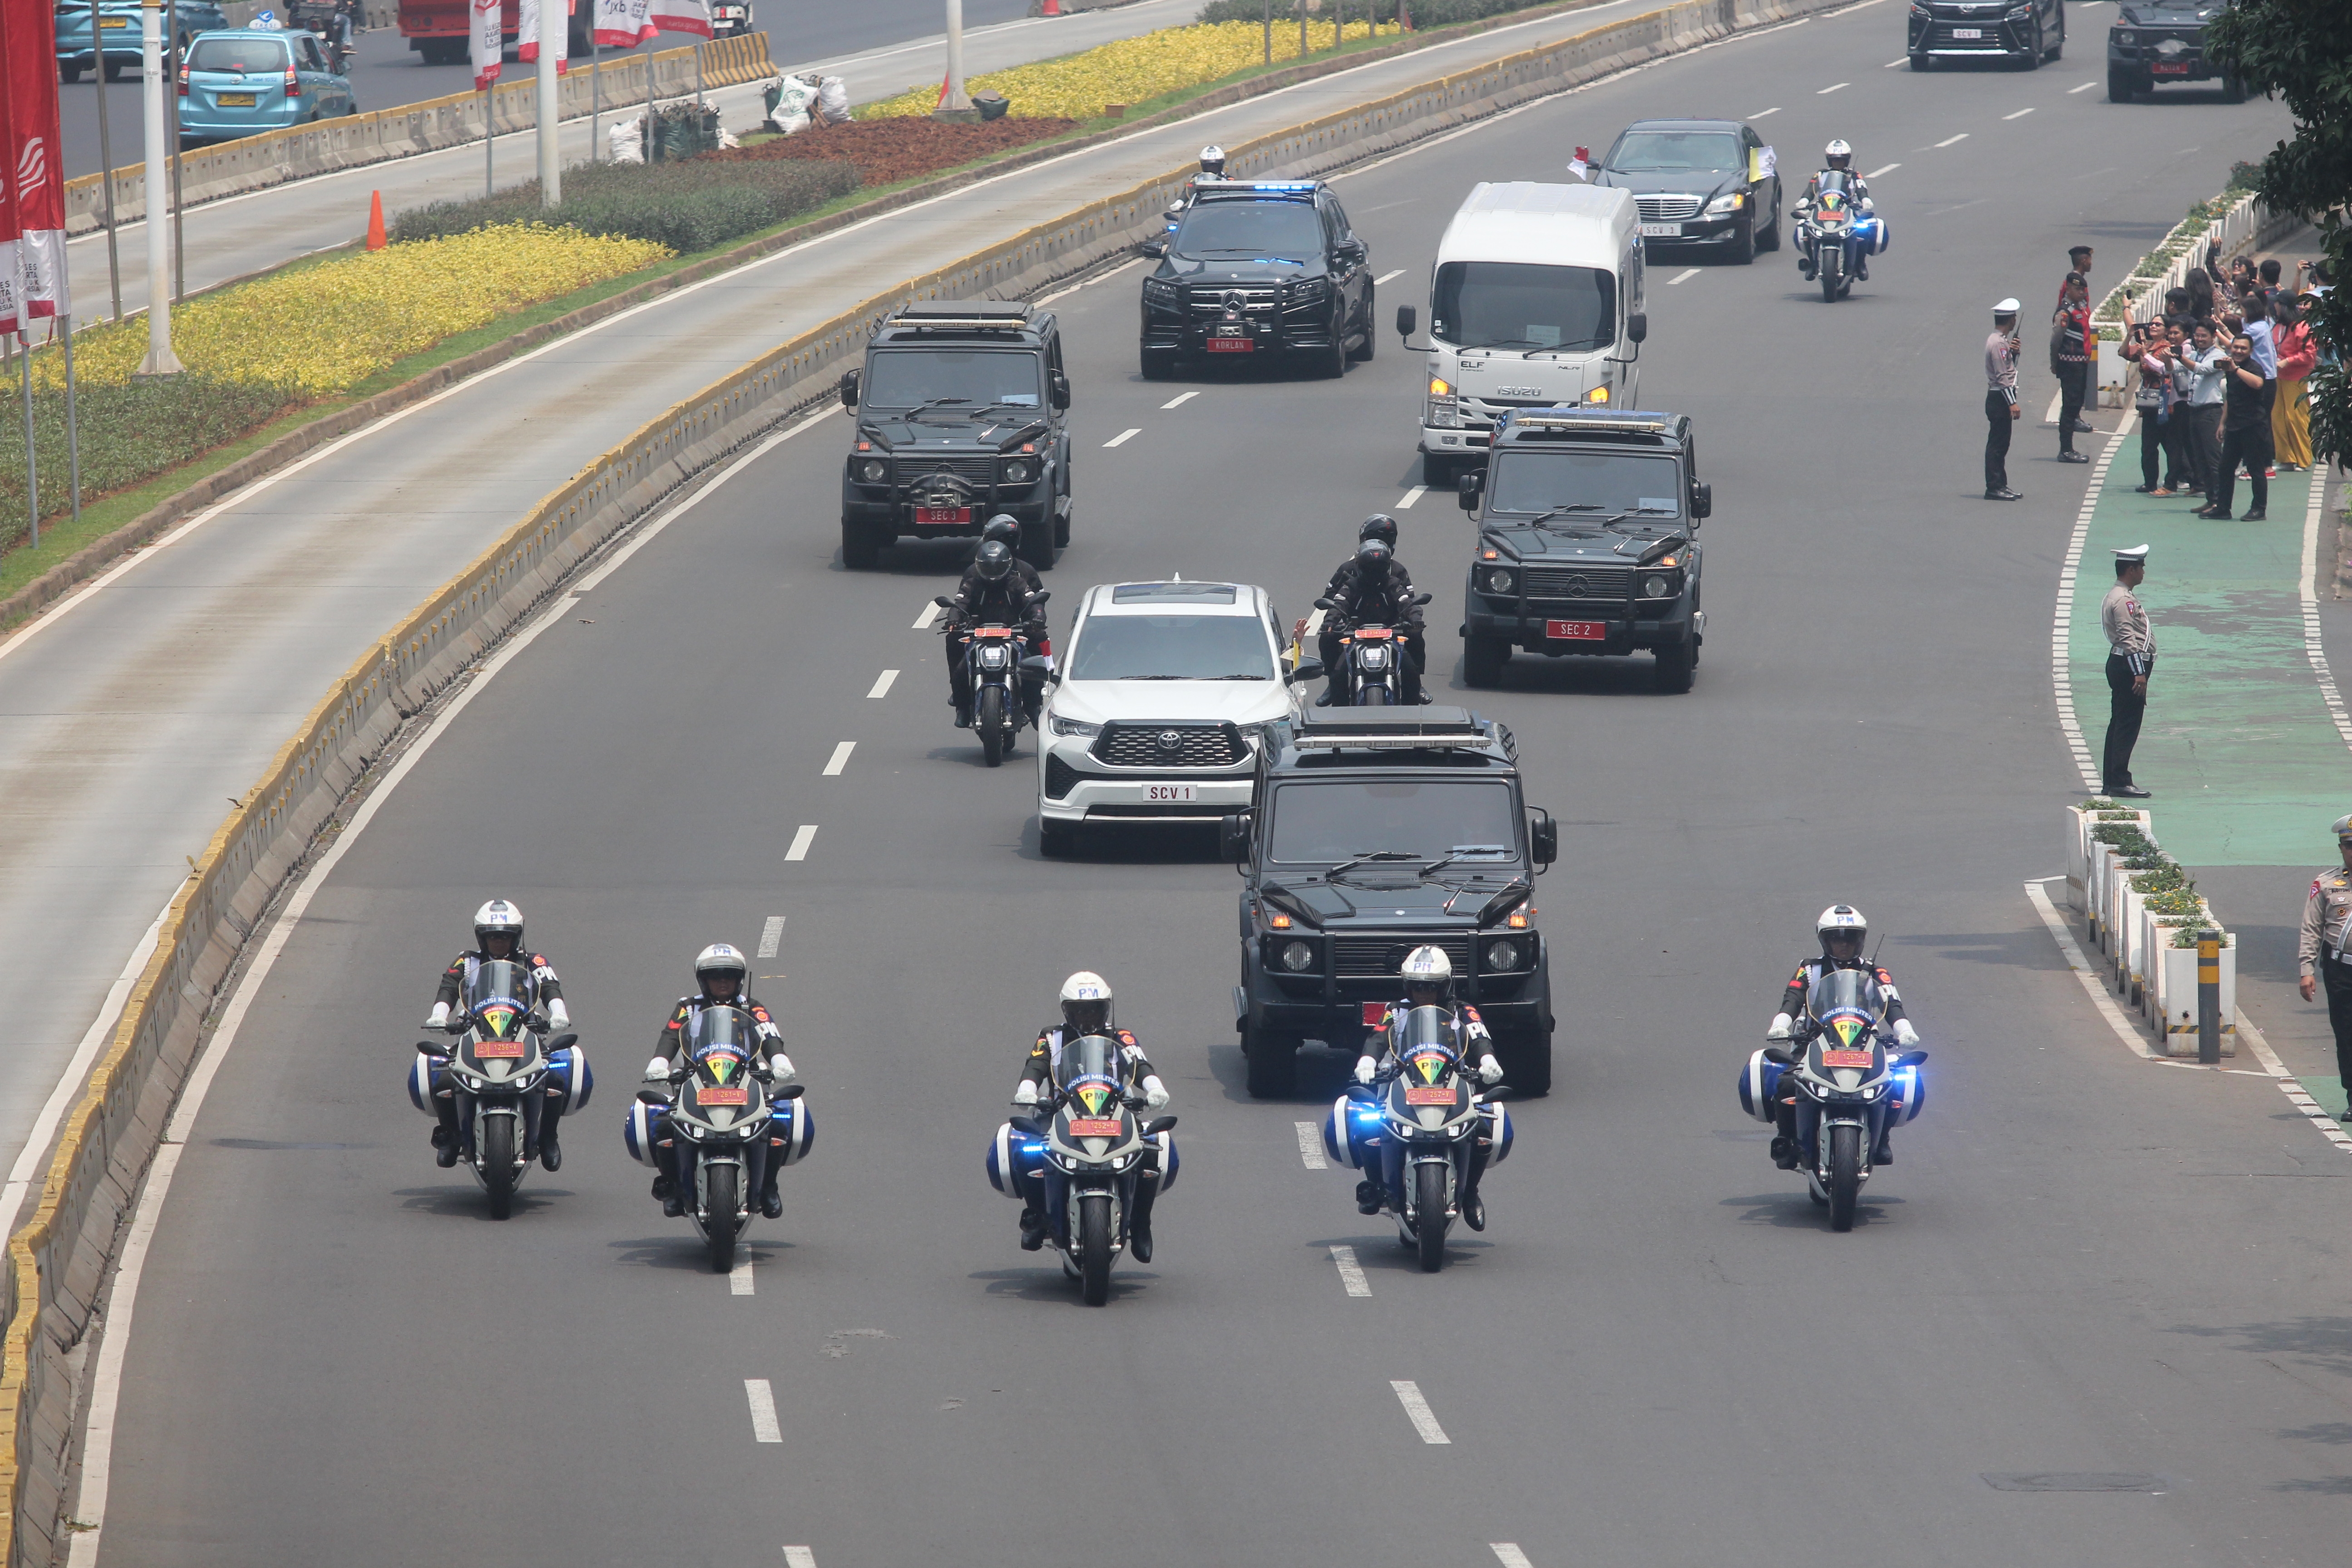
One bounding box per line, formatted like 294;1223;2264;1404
546;1031;578;1053
1140;237;1168;259
1050;371;1071;410
775;1083;807;1099
1761;1047;1796;1067
1288;657;1324;684
838;368;859;408
1411;592;1433;606
1894;1049;1929;1068
1009;1114;1047;1137
1457;470;1484;511
1030;590;1050;606
1395;304;1416;341
1692;480;1712;519
1312;595;1335;611
1219;812;1252;864
1143;1115;1179;1137
415;1039;443;1054
933;595;956;609
1480;1085;1513;1102
1627;312;1648;345
1337;239;1366;265
1345;1083;1378;1103
635;1087;670;1105
1530;808;1557;868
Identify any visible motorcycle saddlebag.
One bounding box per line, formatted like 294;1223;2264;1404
623;1098;667;1167
1737;1049;1785;1123
1480;1101;1513;1164
769;1097;815;1167
1889;1060;1925;1124
1324;1094;1386;1171
1146;1129;1178;1193
986;1120;1045;1199
547;1045;593;1114
407;1054;445;1117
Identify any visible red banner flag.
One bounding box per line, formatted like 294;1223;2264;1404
0;0;69;322
647;0;710;39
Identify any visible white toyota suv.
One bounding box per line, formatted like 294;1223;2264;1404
1036;580;1308;855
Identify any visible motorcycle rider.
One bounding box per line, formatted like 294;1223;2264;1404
423;900;572;1171
1012;972;1171;1260
943;538;1048;729
1794;140;1874;282
964;513;1044;596
642;943;797;1219
1351;946;1505;1226
1763;905;1919;1169
1318;534;1427;706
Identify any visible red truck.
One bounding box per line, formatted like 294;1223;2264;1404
398;0;587;65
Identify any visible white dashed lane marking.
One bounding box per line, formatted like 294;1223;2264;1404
2003;106;2036;119
1491;1548;1537;1568
1103;428;1141;447
1934;132;1969;147
1817;80;1849;92
731;1253;756;1295
2068;79;2097;92
1330;1245;1372;1297
912;602;942;630
746;1380;783;1442
823;741;856;777
1749;105;1780;116
1295;1121;1327;1169
1160;390;1199;409
756;916;785;959
1882;54;1906;65
785;825;818;862
1667;267;1701;284
1374;268;1406;284
1391;1380;1452;1444
784;1548;818;1567
1866;162;1900;178
866;668;898;699
1396;485;1428;509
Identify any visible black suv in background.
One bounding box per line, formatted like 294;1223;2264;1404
1907;0;2066;69
1590;119;1782;264
838;301;1072;572
2106;0;2240;100
1138;181;1376;380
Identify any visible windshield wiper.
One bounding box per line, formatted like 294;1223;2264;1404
1320;850;1429;879
1421;846;1514;877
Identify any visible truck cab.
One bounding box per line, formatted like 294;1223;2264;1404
1222;707;1557;1099
1456;407;1708;694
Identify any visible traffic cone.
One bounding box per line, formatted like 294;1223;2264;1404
1040;0;1061;13
365;189;387;251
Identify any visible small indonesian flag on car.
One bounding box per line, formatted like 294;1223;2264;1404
1566;146;1590;181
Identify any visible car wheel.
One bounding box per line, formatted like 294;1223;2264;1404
2018;20;2043;68
1318;315;1348;378
1756;203;1782;252
60;64;82;84
2107;65;2139;100
1140;348;1176;381
1421;452;1455;489
1242;1019;1299;1099
1462;632;1508;689
1493;1026;1551;1098
1018;518;1055;573
1653;633;1697;693
102;58;126;82
1729;216;1757;265
840;517;885;570
2220;72;2246;103
1053;496;1071;549
1907;52;1931;69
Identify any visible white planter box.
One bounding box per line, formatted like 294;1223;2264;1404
2087;841;2113;940
2118;886;2150;1000
2144;903;2210;1022
2156;934;2235;1057
2102;851;2135;952
2074;808;2153;920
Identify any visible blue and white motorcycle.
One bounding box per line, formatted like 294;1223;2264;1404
623;1004;814;1272
1737;969;1926;1230
1796;172;1887;303
408;958;590;1220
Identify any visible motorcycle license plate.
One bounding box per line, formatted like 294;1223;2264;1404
1546;620;1607;641
697;1086;749;1105
915;506;970;526
1640;222;1682;238
1950;26;1981;36
1362;1002;1390;1027
1207;337;1253;353
1404;1085;1455;1106
1145;784;1197;802
218;92;257;105
1067;1118;1123;1137
1819;1049;1873;1069
474;1040;525;1058
2151;61;2190;72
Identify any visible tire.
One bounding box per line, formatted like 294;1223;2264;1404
1414;1163;1449;1273
1317;320;1348;379
103;58;126;81
1054;498;1071;549
1019;518;1054;573
1039;816;1077;857
1462;632;1508;689
1140;348;1176;381
979;686;1006;768
1351;317;1375;362
1494;1025;1551;1098
1827;1123;1861;1232
60;64;82;84
1729;217;1756;266
1421;452;1455;489
705;1164;740;1273
1078;1194;1112;1305
1820;266;1840;304
481;1115;516;1220
1756;203;1782;253
2017;21;2042;68
1242;1020;1298;1098
1356;684;1390;706
2107;65;2137;101
841;518;882;570
1907;51;1931;69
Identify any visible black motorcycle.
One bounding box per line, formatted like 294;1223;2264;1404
1314;592;1431;706
626;1004;810;1272
936;593;1052;767
1006;1033;1176;1305
1327;1006;1511;1272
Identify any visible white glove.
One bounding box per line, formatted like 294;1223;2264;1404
765;1052;797;1084
1893;1019;1920;1048
1477;1056;1504;1086
1012;1080;1039;1106
426;1001;450;1029
1142;1074;1169;1108
1353;1055;1378;1085
547;997;570;1029
1766;1013;1793;1041
642;1054;672;1082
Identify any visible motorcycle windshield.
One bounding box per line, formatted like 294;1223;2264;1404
684;1005;756;1058
1806;970;1885;1055
464;959;535;1037
1393;1006;1462;1073
1054;1032;1128;1115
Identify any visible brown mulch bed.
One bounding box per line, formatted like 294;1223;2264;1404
699;117;1080;187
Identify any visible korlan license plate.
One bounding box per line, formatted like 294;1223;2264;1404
218;91;257;105
1207;337;1253;353
1950;26;1981;36
2151;61;2190;72
474;1040;525;1058
698;1086;749;1106
1145;784;1197;802
1640;222;1682;238
1545;619;1607;641
1819;1049;1874;1069
1066;1118;1124;1137
914;505;970;526
1404;1085;1455;1106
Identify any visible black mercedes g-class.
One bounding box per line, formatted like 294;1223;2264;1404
1455;407;1707;694
2105;0;2240;101
1221;707;1557;1099
1137;180;1376;381
837;300;1072;572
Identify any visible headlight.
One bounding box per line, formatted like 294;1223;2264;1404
1049;714;1100;737
1287;277;1329;302
858;458;887;484
1001;459;1032;484
1482;567;1516;595
1485;938;1522;971
1584;385;1610;405
2114;26;2136;40
1279;940;1316;973
1642;574;1671;598
1705;192;1744;216
2004;4;2030;15
1142;277;1181;305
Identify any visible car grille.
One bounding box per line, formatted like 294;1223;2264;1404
1635;196;1703;222
1044;753;1085;800
1333;936;1474;978
1092;722;1246;769
1187;284;1280;317
890;455;995;485
1523;564;1633;603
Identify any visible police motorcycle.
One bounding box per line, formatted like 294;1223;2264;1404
1796;172;1886;304
409;959;590;1220
1736;969;1925;1231
1323;1006;1513;1273
987;1033;1177;1306
624;1005;813;1272
935;591;1053;768
1313;591;1432;707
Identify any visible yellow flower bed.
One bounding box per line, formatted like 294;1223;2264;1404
42;224;670;395
861;18;1396;121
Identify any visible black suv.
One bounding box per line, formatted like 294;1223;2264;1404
2106;0;2240;100
1221;707;1558;1098
1906;0;2066;69
1455;408;1708;694
1590;119;1782;263
1138;181;1375;380
837;301;1072;572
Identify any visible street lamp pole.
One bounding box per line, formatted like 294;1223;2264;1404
136;0;182;377
536;0;561;205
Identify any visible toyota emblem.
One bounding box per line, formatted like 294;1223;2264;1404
1157;730;1184;751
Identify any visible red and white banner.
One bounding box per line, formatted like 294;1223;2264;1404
593;0;652;50
469;0;503;91
517;0;569;74
647;0;710;39
0;0;69;325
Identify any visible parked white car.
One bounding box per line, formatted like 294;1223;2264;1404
1036;580;1309;855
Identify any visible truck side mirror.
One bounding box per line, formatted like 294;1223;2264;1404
1140;236;1168;259
1219;812;1252;865
838;369;859;409
1530;809;1557;869
1626;312;1648;345
1395;304;1416;341
1692;481;1712;520
1456;470;1484;511
1051;371;1070;410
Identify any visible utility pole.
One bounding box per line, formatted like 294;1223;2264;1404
933;0;976;120
136;0;182;377
536;0;561;206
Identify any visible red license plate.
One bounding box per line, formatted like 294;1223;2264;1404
2151;62;2190;73
1545;620;1607;641
915;506;970;526
1819;1049;1873;1069
473;1040;525;1058
1206;337;1253;353
1404;1085;1455;1106
1362;1002;1389;1027
698;1086;749;1105
1066;1117;1124;1137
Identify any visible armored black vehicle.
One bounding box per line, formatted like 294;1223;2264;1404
2105;0;2240;101
837;301;1072;572
1221;708;1557;1098
1137;180;1376;380
1455;407;1708;694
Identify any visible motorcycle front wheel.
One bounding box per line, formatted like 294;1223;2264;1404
1414;1162;1449;1272
1078;1193;1112;1305
1826;1123;1861;1231
979;686;1006;768
481;1114;516;1220
1357;684;1391;706
1820;267;1840;304
705;1164;740;1273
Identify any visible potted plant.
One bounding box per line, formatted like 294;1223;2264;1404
2121;861;2189;1009
2139;883;2204;1022
2087;823;2155;947
2068;801;2151;911
2156;924;2235;1058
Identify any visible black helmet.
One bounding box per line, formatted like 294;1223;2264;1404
981;514;1020;548
1355;539;1391;578
974;539;1015;582
1358;513;1398;548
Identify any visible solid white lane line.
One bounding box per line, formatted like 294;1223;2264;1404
2046;423;2131;785
822;741;856;777
1160;390;1200;409
1374;268;1406;284
732;1253;756;1295
746;1379;783;1442
1295;1121;1328;1169
786;825;818;862
757;916;785;960
1391;1380;1452;1444
1817;80;1849;92
2068;79;2097;92
1666;267;1702;284
866;668;899;699
1492;1548;1538;1568
2003;106;2036;119
783;1549;818;1568
1103;428;1141;448
2024;882;2160;1061
1883;55;1906;65
1865;162;1900;177
1330;1244;1372;1297
1750;105;1781;116
1934;132;1969;147
1396;485;1428;509
913;601;942;631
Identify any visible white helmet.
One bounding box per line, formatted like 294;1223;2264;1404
1060;970;1114;1034
473;898;524;955
1823;139;1853;170
1400;944;1455;1001
1199;144;1227;177
695;942;748;996
1816;904;1867;957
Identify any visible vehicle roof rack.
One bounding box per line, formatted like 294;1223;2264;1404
1499;409;1676;436
881;300;1036;333
1289;707;1496;751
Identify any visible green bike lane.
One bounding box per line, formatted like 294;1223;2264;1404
2063;432;2352;1113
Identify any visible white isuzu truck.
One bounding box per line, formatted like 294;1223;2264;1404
1395;181;1646;488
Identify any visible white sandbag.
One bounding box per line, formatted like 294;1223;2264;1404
766;109;810;136
608;116;644;164
815;74;850;126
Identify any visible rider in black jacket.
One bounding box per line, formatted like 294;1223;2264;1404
944;539;1047;727
1318;533;1426;705
643;943;797;1217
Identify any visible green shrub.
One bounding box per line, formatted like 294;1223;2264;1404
391;155;857;251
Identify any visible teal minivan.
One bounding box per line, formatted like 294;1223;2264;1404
176;28;357;145
55;0;228;83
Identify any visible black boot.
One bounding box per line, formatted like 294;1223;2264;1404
1856;256;1869;281
539;1116;562;1173
1354;1178;1382;1215
1128;1179;1159;1263
653;1175;684;1218
954;700;973;729
1799;255;1816;279
1460;1186;1486;1231
760;1182;784;1220
1769;1135;1801;1170
430;1123;460;1168
1872;1128;1893;1166
1019;1204;1049;1251
1316;685;1342;707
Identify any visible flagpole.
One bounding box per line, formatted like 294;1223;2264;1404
90;0;124;322
136;0;182;377
62;319;82;524
16;335;38;549
589;34;600;161
167;0;184;301
535;0;560;206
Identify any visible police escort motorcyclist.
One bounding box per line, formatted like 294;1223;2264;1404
1013;972;1171;1260
1317;519;1428;705
642;943;797;1218
423;899;573;1170
1795;140;1874;282
942;537;1049;729
1764;905;1919;1169
1351;946;1504;1227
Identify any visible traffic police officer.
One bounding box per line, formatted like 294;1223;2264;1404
2297;818;2352;1120
2101;544;2154;799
